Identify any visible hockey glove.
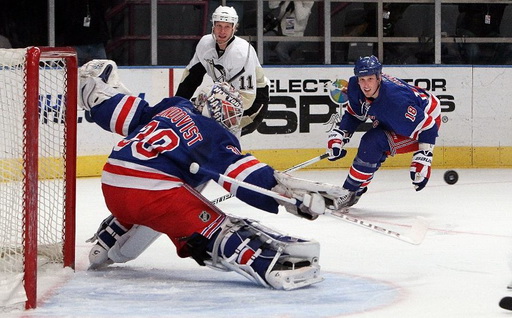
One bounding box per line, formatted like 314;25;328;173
410;149;433;191
272;171;346;220
272;183;320;220
327;128;350;161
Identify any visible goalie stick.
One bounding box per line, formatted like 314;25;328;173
210;153;329;205
190;162;429;245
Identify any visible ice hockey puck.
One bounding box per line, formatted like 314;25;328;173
444;170;458;185
499;296;512;310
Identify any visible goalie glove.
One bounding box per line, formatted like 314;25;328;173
78;59;133;111
327;128;350;161
410;143;434;191
79;77;119;111
79;59;132;95
272;171;346;220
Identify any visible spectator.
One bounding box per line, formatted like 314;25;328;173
456;4;510;64
266;1;314;64
56;0;113;66
0;25;11;49
0;1;47;48
0;35;11;49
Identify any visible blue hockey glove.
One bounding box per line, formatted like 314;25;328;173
410;150;433;191
327;128;350;161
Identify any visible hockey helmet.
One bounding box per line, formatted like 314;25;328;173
354;55;382;77
197;82;243;134
212;6;239;25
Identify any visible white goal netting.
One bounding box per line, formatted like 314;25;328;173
0;47;76;310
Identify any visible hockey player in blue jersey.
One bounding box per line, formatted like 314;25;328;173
327;55;441;209
78;60;343;290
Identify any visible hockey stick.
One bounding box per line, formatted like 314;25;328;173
191;163;296;205
190;162;429;245
325;210;429;245
210;153;329;205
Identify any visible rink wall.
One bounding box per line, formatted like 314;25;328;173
75;65;512;177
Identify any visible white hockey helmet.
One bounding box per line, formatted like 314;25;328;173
196;82;243;135
212;6;238;25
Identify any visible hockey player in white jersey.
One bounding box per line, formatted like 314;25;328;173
79;59;347;290
176;5;269;136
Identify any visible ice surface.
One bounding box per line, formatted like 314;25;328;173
4;168;512;317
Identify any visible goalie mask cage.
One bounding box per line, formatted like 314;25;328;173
0;47;77;310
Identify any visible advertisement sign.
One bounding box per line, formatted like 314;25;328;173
75;65;512;174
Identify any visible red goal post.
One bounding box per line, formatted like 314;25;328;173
0;47;77;310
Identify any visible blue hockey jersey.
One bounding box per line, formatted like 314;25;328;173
341;74;441;145
89;94;280;213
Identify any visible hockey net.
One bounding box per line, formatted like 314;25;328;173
0;47;77;310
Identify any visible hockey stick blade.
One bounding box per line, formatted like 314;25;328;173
326;210;429;245
210;153;328;205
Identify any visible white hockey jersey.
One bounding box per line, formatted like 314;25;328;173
184;34;268;108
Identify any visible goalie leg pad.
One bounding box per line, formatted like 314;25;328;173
87;214;130;270
107;225;162;263
204;216;323;290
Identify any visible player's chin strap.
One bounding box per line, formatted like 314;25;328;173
190;162;430;245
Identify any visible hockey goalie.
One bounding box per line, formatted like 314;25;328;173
78;60;347;290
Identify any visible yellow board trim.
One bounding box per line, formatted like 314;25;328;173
75;147;512;177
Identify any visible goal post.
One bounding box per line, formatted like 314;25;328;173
0;47;77;310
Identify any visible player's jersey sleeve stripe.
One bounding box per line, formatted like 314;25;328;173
221;156;266;193
410;92;441;140
110;95;139;136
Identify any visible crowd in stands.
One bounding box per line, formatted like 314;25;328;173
0;1;511;66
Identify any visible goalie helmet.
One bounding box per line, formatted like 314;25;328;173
196;83;243;135
354;55;382;77
212;6;238;25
